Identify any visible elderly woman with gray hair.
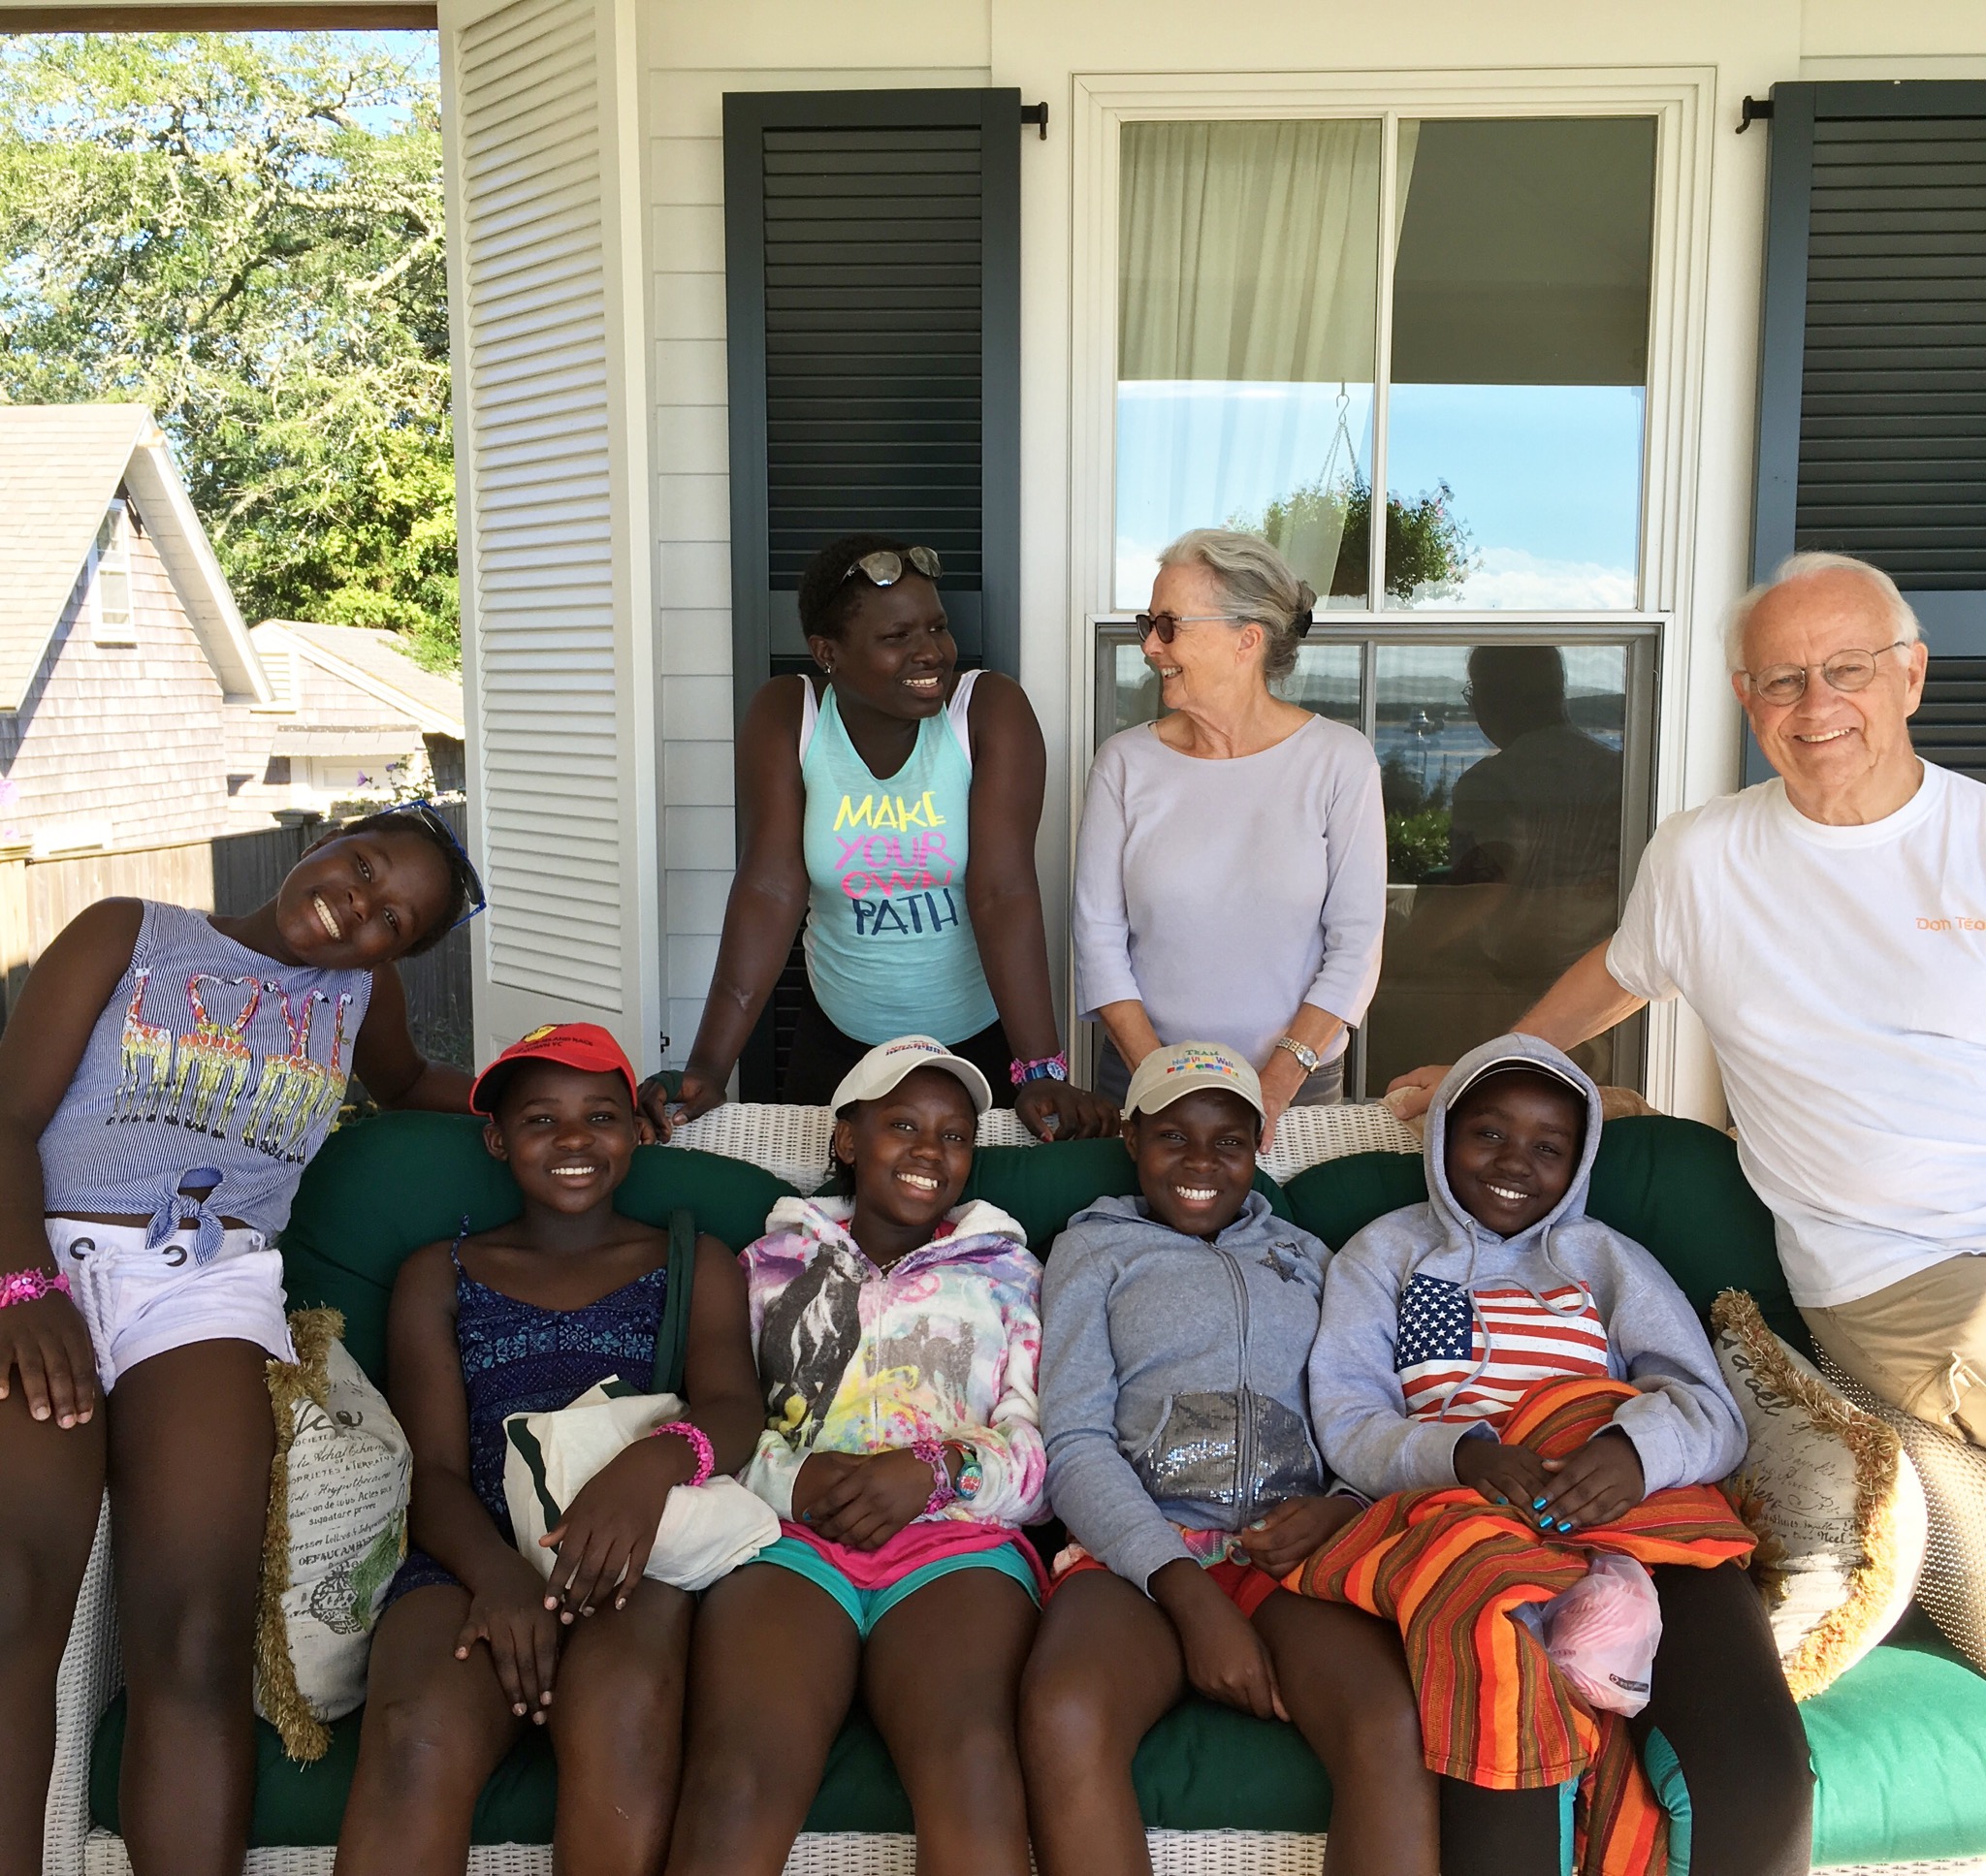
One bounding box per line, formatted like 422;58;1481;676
1073;528;1387;1140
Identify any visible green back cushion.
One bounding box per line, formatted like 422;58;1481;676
960;1137;1290;1255
276;1113;796;1384
1285;1115;1807;1351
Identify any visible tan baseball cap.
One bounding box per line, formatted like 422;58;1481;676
830;1033;993;1117
1123;1040;1265;1121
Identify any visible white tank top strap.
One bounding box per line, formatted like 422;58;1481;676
946;666;981;767
797;672;822;763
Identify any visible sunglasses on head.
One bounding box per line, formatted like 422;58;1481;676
839;546;944;588
380;799;487;932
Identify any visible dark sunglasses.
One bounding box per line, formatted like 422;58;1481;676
1134;606;1317;646
840;546;943;588
1133;610;1243;645
382;799;487;932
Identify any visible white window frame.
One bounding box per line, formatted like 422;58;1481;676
1066;66;1714;1111
88;498;137;648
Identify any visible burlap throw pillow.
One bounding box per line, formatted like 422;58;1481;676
254;1307;411;1761
1712;1289;1926;1700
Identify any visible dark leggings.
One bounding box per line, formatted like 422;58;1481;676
780;978;1016;1108
1439;1562;1813;1876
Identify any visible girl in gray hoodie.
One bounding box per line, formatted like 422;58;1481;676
1306;1034;1810;1876
1021;1040;1438;1876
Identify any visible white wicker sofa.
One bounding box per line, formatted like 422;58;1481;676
44;1102;1986;1874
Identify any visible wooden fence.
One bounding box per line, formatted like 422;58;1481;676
0;804;474;1068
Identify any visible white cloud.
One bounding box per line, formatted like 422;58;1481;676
1449;548;1638;612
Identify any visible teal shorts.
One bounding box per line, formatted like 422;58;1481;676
754;1535;1041;1638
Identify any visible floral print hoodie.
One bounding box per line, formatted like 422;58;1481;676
739;1193;1048;1528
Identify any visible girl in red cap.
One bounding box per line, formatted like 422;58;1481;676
0;805;477;1876
337;1022;762;1876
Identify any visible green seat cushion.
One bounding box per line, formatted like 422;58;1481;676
85;1695;914;1843
1802;1609;1986;1866
1284;1116;1808;1351
277;1113;797;1384
961;1137;1290;1256
91;1624;1986;1859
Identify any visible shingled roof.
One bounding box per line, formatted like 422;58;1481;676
0;403;271;712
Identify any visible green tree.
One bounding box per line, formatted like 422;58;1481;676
1238;472;1475;603
0;33;458;666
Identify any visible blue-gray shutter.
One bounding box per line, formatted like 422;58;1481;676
1751;79;1986;782
722;87;1023;719
721;89;1023;1097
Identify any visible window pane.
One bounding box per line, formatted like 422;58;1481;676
1384;118;1655;609
1116;119;1382;608
1099;629;1361;741
98;569;131;623
1363;641;1629;1091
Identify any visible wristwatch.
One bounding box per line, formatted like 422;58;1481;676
945;1441;985;1503
1272;1034;1322;1074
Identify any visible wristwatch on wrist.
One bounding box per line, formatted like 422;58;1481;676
945;1441;985;1503
1272;1034;1322;1074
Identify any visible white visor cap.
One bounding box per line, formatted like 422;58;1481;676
829;1033;993;1118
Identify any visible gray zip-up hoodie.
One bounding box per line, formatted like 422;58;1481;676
1041;1190;1332;1593
1309;1034;1746;1500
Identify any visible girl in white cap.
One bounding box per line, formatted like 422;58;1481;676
664;1035;1047;1876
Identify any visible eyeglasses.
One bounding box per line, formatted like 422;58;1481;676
1133;611;1245;646
1741;641;1910;707
382;799;487;931
840;546;943;588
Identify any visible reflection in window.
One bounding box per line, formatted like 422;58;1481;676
1363;642;1627;1092
1091;627;1644;1092
1115;119;1382;608
1386;118;1656;609
1100;637;1361;743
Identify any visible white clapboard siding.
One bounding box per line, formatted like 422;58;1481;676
456;0;625;1009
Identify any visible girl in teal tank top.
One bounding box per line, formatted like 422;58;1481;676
658;533;1115;1143
799;667;998;1047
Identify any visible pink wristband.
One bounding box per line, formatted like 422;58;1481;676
913;1436;956;1515
0;1269;70;1309
651;1418;715;1488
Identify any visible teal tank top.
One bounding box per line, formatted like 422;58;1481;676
798;670;1000;1047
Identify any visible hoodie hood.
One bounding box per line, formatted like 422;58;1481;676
761;1192;1029;1263
1424;1033;1604;1258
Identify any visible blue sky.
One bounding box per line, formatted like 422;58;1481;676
1116;381;1646;610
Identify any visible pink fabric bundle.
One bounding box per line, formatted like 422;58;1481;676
1534;1552;1664;1717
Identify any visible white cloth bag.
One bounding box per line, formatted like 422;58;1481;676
501;1381;777;1594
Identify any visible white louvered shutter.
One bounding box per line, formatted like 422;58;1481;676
451;0;658;1059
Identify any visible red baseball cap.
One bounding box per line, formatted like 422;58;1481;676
469;1022;641;1116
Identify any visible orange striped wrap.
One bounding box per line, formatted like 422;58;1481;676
1283;1377;1754;1876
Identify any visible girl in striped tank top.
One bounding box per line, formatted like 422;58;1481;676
1299;1036;1811;1876
0;807;480;1876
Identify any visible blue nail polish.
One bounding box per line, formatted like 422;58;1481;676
1531;1496;1548;1510
1556;1520;1574;1533
1538;1514;1553;1528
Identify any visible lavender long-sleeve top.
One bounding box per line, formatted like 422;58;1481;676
1072;716;1387;1068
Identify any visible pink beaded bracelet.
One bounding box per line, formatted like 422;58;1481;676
0;1269;70;1310
651;1418;715;1489
912;1436;956;1515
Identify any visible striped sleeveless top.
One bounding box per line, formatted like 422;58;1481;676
37;901;373;1249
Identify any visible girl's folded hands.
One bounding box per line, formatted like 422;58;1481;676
793;1447;934;1550
455;1560;563;1723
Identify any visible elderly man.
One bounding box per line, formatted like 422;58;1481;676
1391;551;1986;1443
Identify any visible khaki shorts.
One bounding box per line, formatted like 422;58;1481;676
1801;1253;1986;1446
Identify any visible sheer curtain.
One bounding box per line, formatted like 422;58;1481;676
1116;119;1412;601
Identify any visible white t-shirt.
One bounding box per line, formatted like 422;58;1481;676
1607;762;1986;1309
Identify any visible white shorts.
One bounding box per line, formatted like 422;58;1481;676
45;1217;295;1394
